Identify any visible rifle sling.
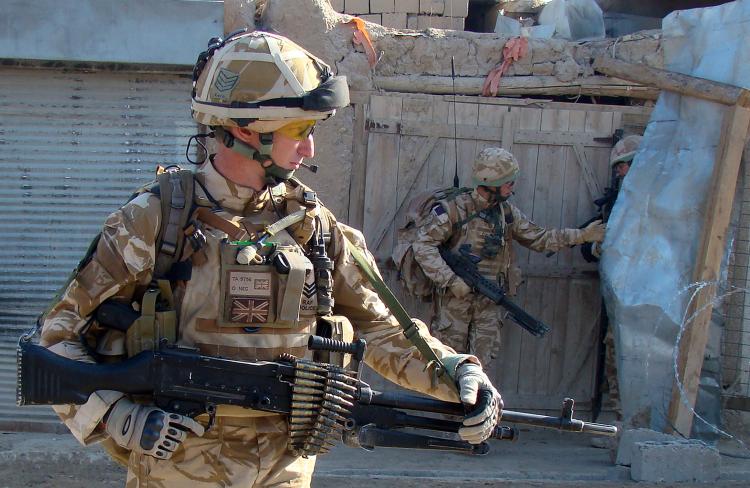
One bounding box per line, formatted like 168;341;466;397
343;236;457;392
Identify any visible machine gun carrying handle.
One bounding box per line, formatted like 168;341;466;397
308;335;367;362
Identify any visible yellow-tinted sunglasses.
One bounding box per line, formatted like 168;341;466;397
276;120;316;140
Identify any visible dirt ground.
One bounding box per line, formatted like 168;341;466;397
1;426;749;488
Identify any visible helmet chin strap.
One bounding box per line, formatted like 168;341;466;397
213;127;296;186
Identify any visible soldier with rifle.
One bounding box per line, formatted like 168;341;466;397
584;134;642;424
580;135;642;264
30;31;503;487
411;147;606;371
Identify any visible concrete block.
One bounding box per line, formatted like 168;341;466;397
407;14;418;29
419;0;444;15
370;0;395;14
615;428;678;466
359;13;382;25
329;0;344;12
630;440;721;483
416;14;453;30
445;0;468;18
446;16;464;30
395;0;420;13
381;12;407;29
344;0;369;14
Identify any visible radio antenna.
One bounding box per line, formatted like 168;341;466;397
451;56;459;188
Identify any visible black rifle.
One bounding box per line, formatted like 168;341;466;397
17;336;616;456
439;245;550;337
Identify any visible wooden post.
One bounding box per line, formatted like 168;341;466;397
666;103;750;436
593;56;750;108
594;55;750;436
224;0;255;35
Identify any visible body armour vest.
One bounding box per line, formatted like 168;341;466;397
446;192;514;286
175;171;321;363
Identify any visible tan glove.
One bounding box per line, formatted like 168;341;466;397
591;241;602;259
580;219;606;243
105;398;205;460
455;362;503;444
448;275;472;298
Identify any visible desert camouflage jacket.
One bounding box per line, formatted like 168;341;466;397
412;189;588;289
41;161;462;445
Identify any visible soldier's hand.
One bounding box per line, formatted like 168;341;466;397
455;362;503;444
448;276;473;298
104;398;205;459
581;219;606;243
591;241;602;258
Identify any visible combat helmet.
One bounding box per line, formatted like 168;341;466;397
472;147;520;188
191;30;350;182
610;135;642;167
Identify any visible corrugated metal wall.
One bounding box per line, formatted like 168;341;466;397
0;66;196;429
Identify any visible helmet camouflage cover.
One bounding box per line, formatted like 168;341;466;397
472;147;520;187
610;135;642;167
191;31;349;133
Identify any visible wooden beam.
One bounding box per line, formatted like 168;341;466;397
224;0;255;35
593;56;750;108
666;103;750;436
373;75;660;100
366;120;612;147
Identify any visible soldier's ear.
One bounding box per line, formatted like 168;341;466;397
231;127;259;145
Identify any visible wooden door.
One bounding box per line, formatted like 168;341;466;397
350;92;649;411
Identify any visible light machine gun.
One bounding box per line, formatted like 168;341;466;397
17;334;616;456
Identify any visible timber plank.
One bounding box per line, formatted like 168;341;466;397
455;102;480;187
559;110;587;267
364;95;402;261
530;109;570;393
348;101;368;229
428;98;450;188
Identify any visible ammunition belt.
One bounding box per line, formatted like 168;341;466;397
282;354;360;457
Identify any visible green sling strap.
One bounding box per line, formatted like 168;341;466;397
343;235;458;393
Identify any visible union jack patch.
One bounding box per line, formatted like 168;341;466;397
230;298;269;324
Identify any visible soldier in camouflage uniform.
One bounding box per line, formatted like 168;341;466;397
412;147;606;371
598;134;642;416
40;32;501;487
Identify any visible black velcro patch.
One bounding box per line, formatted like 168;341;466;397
431;204;447;216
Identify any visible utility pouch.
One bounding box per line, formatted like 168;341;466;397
126;282;177;357
507;265;524;297
313;315;355;368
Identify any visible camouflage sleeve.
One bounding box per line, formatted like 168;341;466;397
509;203;586;252
327;215;461;403
410;203;457;288
39;192;160;445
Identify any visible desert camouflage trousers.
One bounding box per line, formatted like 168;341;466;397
125;415;315;488
430;292;503;371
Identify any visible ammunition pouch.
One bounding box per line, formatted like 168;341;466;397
126;282;177;357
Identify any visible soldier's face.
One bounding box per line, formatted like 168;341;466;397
614;162;630;178
499;180;515;198
271;130;315;171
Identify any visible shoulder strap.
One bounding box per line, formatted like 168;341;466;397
152;168;195;279
342;234;458;393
